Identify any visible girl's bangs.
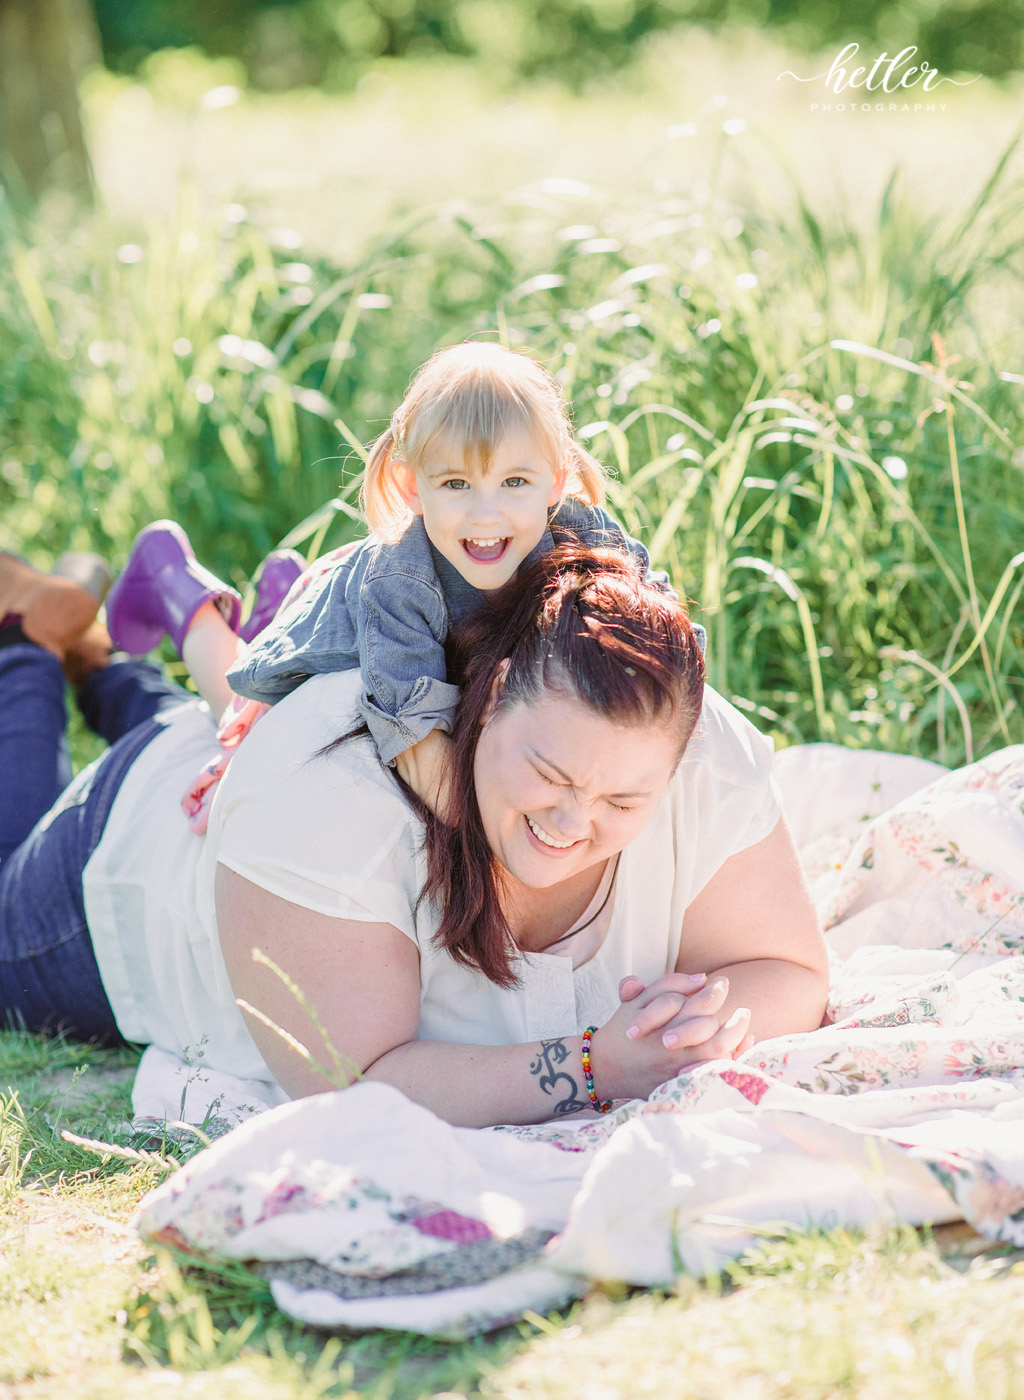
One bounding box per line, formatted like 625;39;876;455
407;386;562;475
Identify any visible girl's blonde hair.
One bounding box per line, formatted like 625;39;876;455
362;341;607;541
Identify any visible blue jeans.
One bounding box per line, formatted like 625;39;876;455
0;639;189;1042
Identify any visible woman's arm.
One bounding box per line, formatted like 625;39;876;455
215;865;744;1125
215;865;422;1097
678;813;828;1036
624;814;827;1048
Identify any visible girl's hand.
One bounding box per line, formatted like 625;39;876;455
590;973;752;1101
394;729;454;821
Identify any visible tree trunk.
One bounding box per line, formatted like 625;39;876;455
0;0;102;205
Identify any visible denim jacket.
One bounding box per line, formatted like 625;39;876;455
227;498;706;766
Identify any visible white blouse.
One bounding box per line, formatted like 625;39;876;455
84;671;780;1083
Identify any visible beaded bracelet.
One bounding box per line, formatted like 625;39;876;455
581;1026;612;1114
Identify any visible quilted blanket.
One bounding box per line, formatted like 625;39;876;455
133;743;1024;1337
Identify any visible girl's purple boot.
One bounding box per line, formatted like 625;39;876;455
106;521;242;656
239;549;305;643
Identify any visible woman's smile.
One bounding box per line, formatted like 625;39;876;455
474;687;682;889
524;813;582;854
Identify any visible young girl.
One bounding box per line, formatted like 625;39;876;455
109;342;704;814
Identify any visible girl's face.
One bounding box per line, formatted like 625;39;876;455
398;426;566;591
473;681;683;891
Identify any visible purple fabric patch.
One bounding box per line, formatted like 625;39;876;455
410;1209;492;1243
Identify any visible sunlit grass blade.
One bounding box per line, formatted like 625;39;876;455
732;556;833;738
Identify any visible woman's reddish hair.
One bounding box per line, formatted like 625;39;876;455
420;543;705;986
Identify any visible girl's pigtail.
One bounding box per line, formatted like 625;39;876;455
565;442;608;506
361;427;413;542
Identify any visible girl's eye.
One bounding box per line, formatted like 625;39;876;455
504;476;527;488
443;480;470;491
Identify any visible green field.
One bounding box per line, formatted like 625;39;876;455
5;39;1022;763
2;32;1024;1398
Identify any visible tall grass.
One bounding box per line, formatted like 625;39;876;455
2;104;1024;1391
1;130;1021;763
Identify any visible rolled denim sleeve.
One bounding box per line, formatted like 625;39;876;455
357;573;461;766
358;676;463;767
227;559;359;703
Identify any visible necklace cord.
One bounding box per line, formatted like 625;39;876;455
532;852;622;953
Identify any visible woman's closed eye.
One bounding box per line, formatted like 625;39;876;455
534;767;637;813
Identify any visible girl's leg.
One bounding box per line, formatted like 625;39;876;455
73;607;238;734
106;522;244;718
181;600;244;718
106;524;305;718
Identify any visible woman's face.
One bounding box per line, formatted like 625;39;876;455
474;683;684;889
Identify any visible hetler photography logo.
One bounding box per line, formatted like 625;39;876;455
778;42;980;114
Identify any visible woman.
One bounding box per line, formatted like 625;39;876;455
0;544;828;1126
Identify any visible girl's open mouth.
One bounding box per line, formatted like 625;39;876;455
462;537;510;563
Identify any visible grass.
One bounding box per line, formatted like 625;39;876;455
494;1232;1024;1400
3;1037;1024;1398
2;31;1024;1397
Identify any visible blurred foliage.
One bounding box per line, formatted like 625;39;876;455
2;126;1022;761
90;0;1022;91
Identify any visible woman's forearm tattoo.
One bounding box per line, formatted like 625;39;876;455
529;1038;589;1114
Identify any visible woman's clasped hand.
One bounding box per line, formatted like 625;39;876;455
579;973;752;1105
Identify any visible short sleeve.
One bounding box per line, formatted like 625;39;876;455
737;771;783;849
671;687;783;903
206;671;426;943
